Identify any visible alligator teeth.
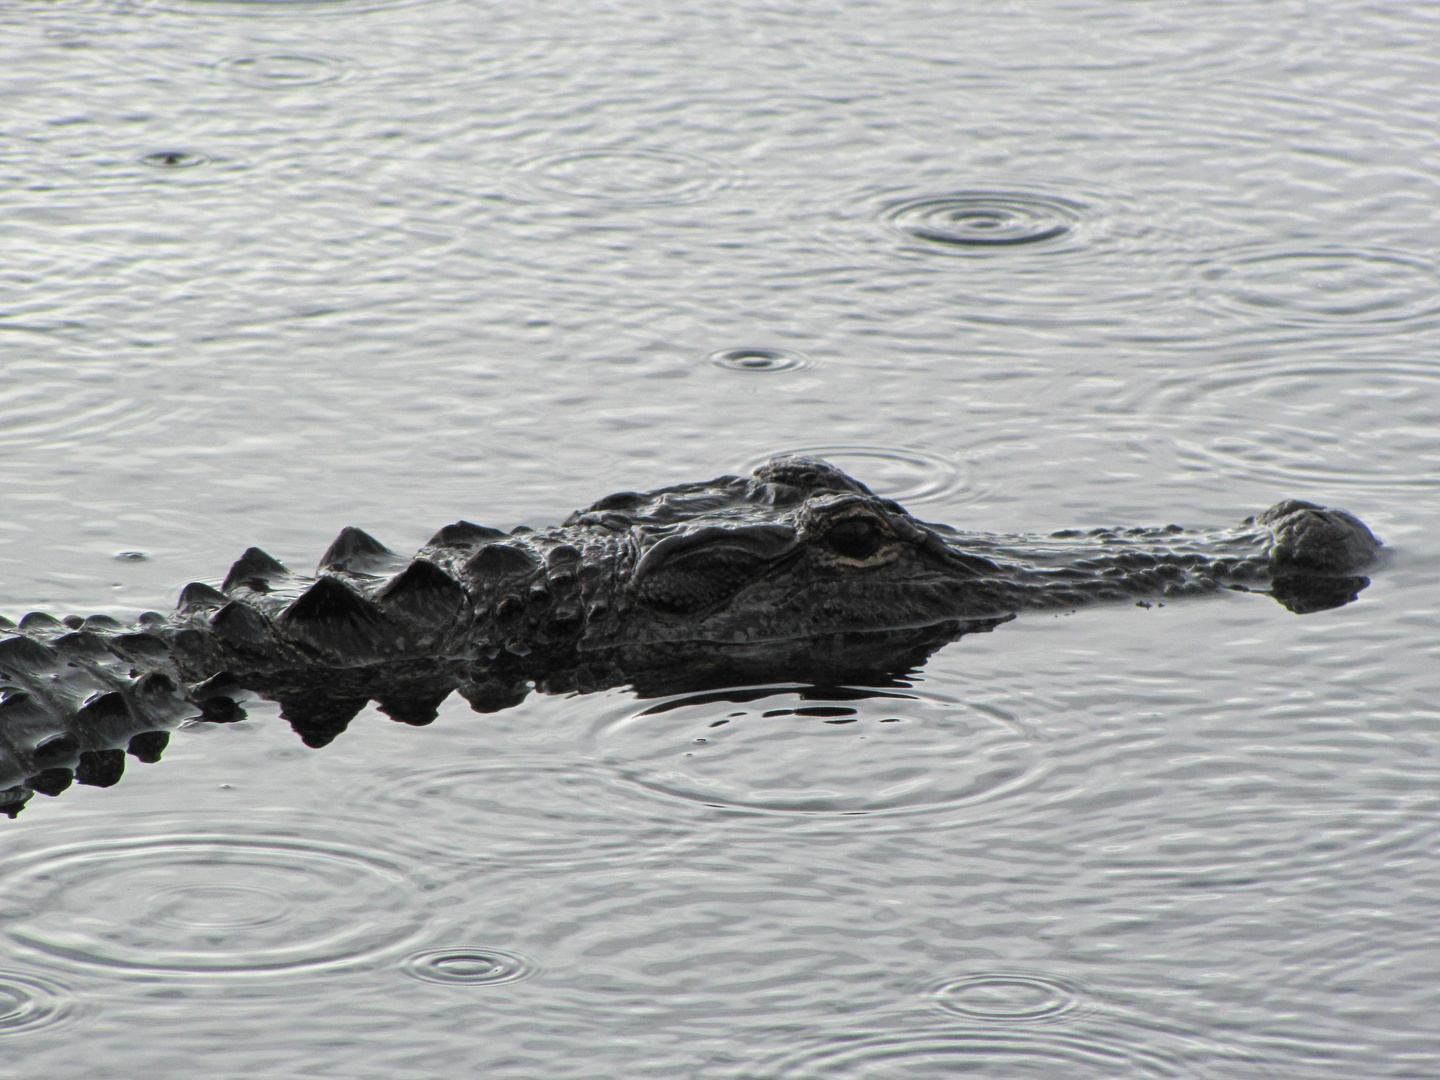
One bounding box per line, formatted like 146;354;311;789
222;547;291;594
318;527;405;576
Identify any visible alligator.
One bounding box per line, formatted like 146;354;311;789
0;455;1381;817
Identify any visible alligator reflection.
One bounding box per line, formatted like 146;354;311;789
0;619;1006;816
0;571;1366;818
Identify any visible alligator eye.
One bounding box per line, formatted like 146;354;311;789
822;518;885;561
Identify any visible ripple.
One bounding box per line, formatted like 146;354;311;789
740;445;964;505
758;1028;1200;1080
0;971;79;1037
931;971;1088;1024
221;54;350;89
515;148;729;207
1151;357;1440;490
826;182;1195;331
0;834;428;977
139;150;207;170
401;947;536;986
885;193;1082;252
860;1;1288;77
140;0;434;14
707;346;814;373
594;685;1040;817
1193;246;1440;330
345;759;698;869
0;357;188;456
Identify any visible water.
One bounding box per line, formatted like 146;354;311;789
2;0;1438;1075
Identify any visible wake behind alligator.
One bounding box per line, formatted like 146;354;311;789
0;456;1381;817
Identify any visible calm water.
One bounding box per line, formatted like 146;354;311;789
2;0;1439;1075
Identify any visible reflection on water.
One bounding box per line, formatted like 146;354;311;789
2;0;1438;1075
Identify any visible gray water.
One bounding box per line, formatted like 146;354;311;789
2;0;1439;1075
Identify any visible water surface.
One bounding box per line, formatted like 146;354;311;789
2;1;1438;1076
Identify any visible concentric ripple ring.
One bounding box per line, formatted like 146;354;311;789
0;835;427;976
741;445;964;505
401;947;536;986
932;971;1087;1023
885;193;1084;250
516;148;728;207
707;346;813;373
0;971;79;1037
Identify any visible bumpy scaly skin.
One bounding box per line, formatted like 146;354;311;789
0;456;1382;816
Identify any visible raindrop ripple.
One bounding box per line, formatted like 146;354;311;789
885;192;1083;251
401;947;536;986
0;834;429;977
0;971;79;1037
595;685;1040;817
516;148;729;207
222;54;349;89
741;445;965;505
931;971;1088;1024
1194;245;1440;330
707;346;814;373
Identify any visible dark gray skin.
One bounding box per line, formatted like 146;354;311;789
0;456;1381;815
